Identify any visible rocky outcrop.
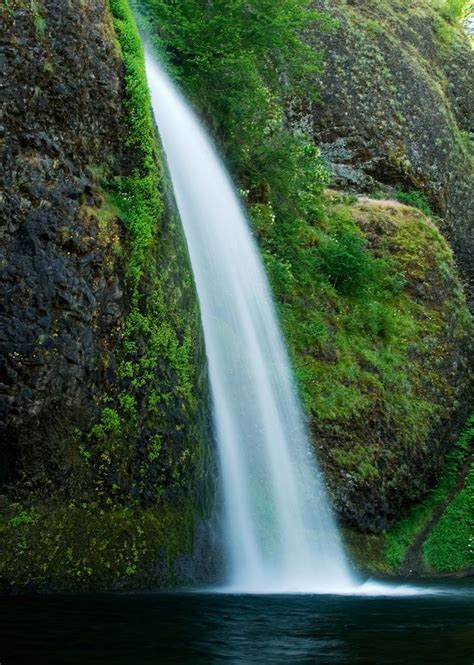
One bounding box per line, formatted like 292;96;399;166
0;0;213;591
307;0;474;305
315;196;472;532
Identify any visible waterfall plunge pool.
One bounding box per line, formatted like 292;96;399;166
1;580;473;664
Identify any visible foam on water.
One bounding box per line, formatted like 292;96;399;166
209;578;450;597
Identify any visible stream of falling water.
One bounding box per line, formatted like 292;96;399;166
144;50;357;593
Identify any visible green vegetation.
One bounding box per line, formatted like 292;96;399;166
317;231;388;297
1;0;471;590
84;0;207;513
0;501;194;590
371;189;432;216
434;0;471;44
80;0;212;546
276;198;471;511
458;130;473;155
384;412;473;569
345;412;473;575
423;417;474;572
439;0;469;22
30;0;46;36
423;466;474;571
107;0;164;285
131;0;333;204
33;13;47;36
395;190;432;216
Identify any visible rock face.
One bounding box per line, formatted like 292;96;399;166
308;0;474;304
0;0;213;591
1;0;126;481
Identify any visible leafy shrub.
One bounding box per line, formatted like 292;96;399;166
317;233;380;297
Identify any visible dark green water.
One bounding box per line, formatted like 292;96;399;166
1;581;473;664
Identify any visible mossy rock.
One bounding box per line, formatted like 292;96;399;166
0;0;215;592
344;412;474;577
0;498;196;592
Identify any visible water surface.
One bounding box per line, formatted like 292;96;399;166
1;581;472;664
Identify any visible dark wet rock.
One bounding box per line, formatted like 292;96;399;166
0;0;126;466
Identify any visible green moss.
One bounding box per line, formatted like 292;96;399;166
317;231;387;297
385;412;474;569
278;198;465;433
331;446;380;483
343;529;392;575
422;468;474;572
148;434;162;462
34;13;46;36
86;0;207;507
29;0;47;37
0;0;211;592
434;0;471;46
0;499;195;591
266;196;471;548
107;0;163;286
439;0;469;23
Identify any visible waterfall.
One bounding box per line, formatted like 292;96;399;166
144;51;356;593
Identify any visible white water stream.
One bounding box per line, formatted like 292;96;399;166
144;51;357;593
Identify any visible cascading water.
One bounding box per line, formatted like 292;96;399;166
144;50;356;593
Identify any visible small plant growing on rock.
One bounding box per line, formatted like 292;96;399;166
395;189;432;216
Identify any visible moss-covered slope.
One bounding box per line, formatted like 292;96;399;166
270;192;472;533
346;412;473;576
